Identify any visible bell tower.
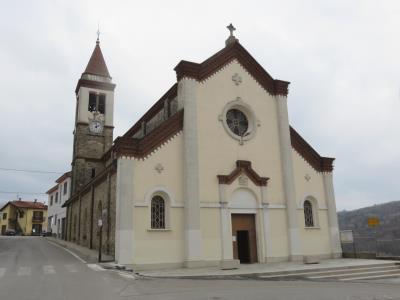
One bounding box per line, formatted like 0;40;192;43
71;37;116;194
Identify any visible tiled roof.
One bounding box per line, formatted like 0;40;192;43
83;41;111;78
11;200;47;210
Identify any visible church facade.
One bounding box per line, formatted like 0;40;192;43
63;27;342;270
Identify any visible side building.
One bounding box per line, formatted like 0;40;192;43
0;200;48;235
46;172;71;239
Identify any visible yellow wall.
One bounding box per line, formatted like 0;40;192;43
0;204;47;235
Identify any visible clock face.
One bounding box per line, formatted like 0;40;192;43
89;120;103;134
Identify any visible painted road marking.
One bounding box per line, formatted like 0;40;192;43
65;264;78;273
43;265;56;274
0;268;5;278
87;264;105;272
17;266;31;276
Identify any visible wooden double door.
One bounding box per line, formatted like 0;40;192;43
231;214;258;263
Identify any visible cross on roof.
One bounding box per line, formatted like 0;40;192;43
227;23;236;37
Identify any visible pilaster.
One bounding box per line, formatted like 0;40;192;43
218;184;239;269
275;94;302;260
115;158;135;265
179;77;203;267
323;172;342;257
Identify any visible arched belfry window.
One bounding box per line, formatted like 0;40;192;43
304;200;314;227
151;196;165;229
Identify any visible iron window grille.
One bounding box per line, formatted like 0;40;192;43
151;196;165;229
304;200;314;227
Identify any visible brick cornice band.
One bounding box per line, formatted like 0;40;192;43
218;160;269;186
290;127;334;172
174;42;290;96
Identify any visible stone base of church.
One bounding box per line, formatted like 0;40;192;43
289;255;304;262
264;256;290;263
331;252;342;259
184;260;206;268
219;259;240;270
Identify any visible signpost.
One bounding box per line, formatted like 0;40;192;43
98;219;103;263
368;217;380;227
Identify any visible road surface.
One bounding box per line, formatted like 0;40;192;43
1;236;400;300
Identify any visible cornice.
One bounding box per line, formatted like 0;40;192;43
123;83;178;138
75;79;116;94
290;126;334;172
174;41;290;96
114;110;183;159
218;160;269;186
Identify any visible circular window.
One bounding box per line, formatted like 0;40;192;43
226;109;249;136
220;97;258;142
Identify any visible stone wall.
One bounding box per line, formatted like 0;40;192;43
67;170;116;257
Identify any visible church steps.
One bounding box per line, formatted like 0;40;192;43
257;262;399;278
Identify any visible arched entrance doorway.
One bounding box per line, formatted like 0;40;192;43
230;188;258;263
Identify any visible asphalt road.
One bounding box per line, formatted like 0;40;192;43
1;236;400;300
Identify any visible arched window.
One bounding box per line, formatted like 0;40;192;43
304;200;314;227
151;196;165;229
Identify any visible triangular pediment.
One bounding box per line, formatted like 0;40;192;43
217;160;269;187
174;41;289;96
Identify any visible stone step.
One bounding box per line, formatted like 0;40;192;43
308;267;400;279
340;271;400;281
259;263;398;278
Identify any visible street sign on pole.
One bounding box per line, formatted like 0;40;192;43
368;217;380;227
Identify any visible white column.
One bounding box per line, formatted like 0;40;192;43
261;186;272;262
275;94;302;261
218;184;239;269
179;77;203;267
323;172;342;258
115;157;135;265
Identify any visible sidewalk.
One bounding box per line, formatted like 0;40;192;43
46;237;114;264
138;258;399;278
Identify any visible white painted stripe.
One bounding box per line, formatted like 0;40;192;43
43;265;55;274
47;241;86;264
0;268;5;278
17;266;31;276
65;264;78;273
309;268;400;279
87;264;105;272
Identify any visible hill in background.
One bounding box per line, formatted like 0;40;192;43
338;200;400;239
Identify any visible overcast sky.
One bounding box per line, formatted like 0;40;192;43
0;0;399;211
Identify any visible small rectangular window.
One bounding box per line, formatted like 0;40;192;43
98;94;106;114
2;213;7;220
55;192;58;203
91;168;96;178
50;196;53;206
63;182;68;195
88;93;97;112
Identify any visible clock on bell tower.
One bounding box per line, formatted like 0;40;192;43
71;37;116;194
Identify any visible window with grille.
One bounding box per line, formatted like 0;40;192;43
304;200;314;227
151;196;165;229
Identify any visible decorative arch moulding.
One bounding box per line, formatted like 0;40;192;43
217;160;269;186
174;41;289;96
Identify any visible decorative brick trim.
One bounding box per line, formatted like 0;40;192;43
217;160;269;186
114;109;183;159
123;84;178;138
290;127;334;172
174;41;290;96
75;79;116;94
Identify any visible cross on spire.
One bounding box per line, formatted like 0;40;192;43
96;23;100;44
